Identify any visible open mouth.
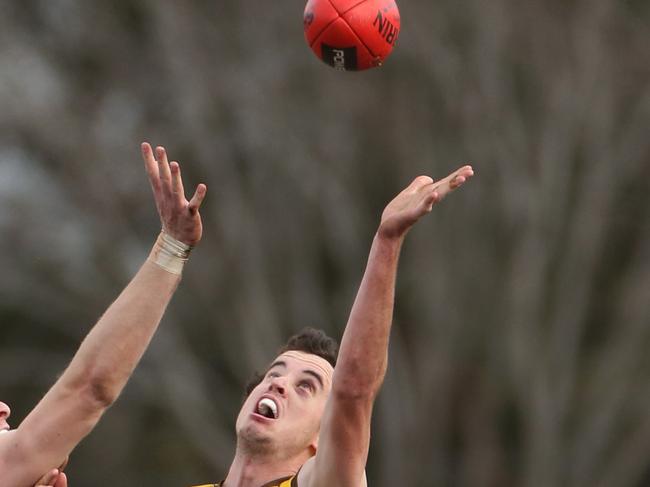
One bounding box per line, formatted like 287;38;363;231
256;398;278;419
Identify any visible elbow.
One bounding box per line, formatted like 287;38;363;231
331;377;383;404
86;378;119;408
332;388;377;406
332;358;388;402
72;370;119;409
61;360;125;410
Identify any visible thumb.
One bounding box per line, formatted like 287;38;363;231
418;191;440;214
54;472;68;487
34;468;59;486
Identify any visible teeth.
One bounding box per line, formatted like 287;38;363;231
257;398;278;419
0;429;9;435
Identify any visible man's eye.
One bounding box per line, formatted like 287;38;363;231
267;372;279;379
298;381;314;392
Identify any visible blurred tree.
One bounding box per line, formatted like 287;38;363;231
0;0;648;486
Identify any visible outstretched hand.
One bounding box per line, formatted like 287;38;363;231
378;165;474;240
141;142;207;246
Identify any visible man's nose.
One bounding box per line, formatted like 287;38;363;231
0;402;11;421
268;377;288;397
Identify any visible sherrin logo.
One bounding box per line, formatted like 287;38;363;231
373;9;399;45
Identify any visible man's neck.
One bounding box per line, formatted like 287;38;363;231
222;447;306;487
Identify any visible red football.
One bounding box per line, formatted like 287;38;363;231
304;0;401;71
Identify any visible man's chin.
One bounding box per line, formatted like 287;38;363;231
237;425;277;456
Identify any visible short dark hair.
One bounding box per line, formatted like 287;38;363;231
243;327;339;398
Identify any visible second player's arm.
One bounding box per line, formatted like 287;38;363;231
300;167;474;487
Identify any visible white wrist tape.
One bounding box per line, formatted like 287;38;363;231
149;230;192;275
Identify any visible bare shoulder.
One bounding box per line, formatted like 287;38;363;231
297;456;368;487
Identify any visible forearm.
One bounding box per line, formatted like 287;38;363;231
61;247;180;405
306;234;402;487
333;233;403;398
4;240;183;487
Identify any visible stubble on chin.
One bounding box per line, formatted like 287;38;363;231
238;424;277;457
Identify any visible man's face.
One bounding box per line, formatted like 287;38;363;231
0;401;11;434
236;350;334;459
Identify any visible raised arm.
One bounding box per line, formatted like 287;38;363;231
301;166;474;487
0;143;206;487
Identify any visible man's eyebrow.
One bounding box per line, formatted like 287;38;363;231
303;369;324;390
267;360;287;371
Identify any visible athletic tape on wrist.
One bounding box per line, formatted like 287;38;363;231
149;230;192;275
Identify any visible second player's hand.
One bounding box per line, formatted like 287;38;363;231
378;165;474;240
141;142;207;246
34;469;67;487
34;457;68;487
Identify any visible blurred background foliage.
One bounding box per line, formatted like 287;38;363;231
1;0;649;486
